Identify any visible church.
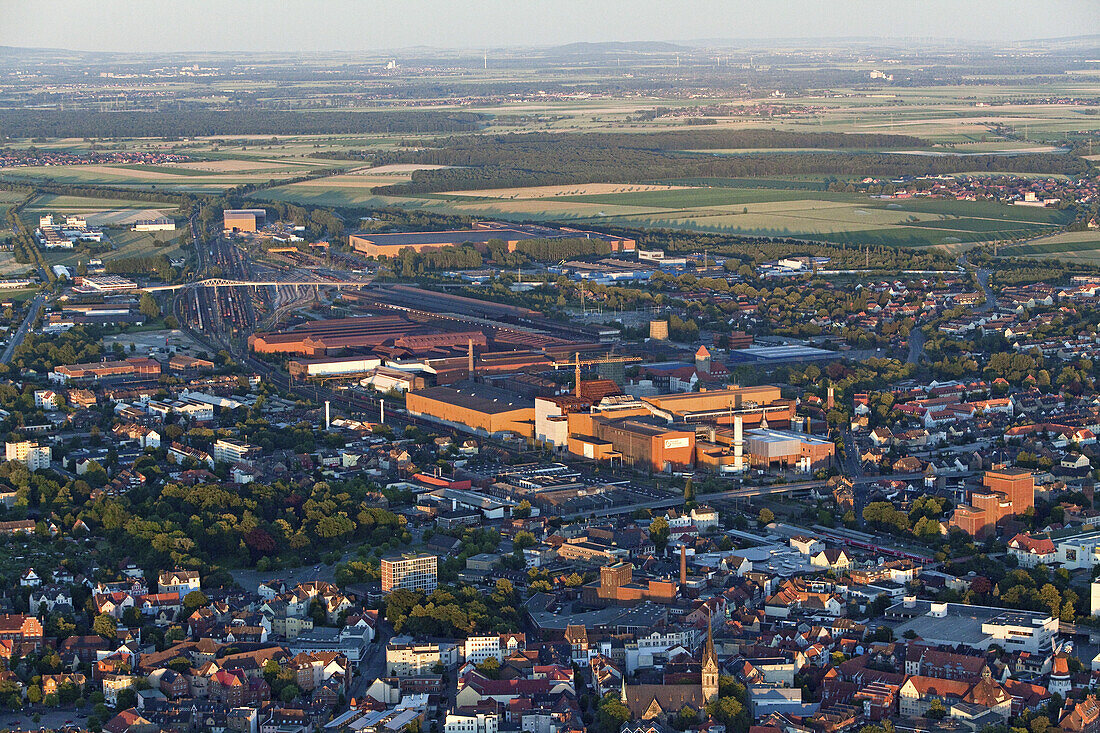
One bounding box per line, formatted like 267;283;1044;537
620;617;719;721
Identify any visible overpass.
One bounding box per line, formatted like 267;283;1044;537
146;277;374;292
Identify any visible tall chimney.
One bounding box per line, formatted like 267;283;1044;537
324;401;331;430
680;545;687;585
827;385;835;410
468;338;475;376
380;398;385;425
575;352;582;397
733;415;744;471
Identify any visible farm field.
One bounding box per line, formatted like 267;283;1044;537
999;230;1100;262
0;288;42;303
25;194;179;214
254;176;1072;247
0;252;32;278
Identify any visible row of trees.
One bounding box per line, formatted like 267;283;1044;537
371;130;1093;195
0;109;484;139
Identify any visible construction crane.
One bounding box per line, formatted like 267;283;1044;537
552;352;643;397
549;352;643;370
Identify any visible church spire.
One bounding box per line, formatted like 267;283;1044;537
704;607;716;665
702;606;718;702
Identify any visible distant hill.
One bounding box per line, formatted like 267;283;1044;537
543;41;691;56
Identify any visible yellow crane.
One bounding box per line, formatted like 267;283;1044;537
552;352;642;396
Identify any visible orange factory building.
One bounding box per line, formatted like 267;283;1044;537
641;386;796;428
949;468;1035;538
248;315;488;358
49;357;161;383
581;562;678;607
349;221;636;258
568;414;695;473
405;381;534;439
223;209;267;233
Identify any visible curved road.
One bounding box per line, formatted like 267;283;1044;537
902;256;993;368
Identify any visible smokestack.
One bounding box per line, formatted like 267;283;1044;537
468;338;475;376
680;545;687;585
325;401;330;430
827;385;835;410
733;415;744;471
380;398;385;425
575;352;582;397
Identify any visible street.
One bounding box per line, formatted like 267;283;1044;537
1;292;45;365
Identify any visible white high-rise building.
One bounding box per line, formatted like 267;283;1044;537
5;441;51;471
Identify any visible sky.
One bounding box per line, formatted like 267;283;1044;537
2;0;1098;54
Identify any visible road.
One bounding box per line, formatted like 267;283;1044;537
959;255;995;313
906;327;925;365
349;625;391;702
1;292;45;364
975;268;994;312
0;705;87;732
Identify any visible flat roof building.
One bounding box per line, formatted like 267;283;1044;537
743;428;835;472
223;209;267;233
381;553;438;594
727;345;839;364
350;221;635;257
48;357;161;384
887;597;1055;655
641;386;795;428
5;441;51;471
78;275;138;292
249;315;487;358
406;381;534;439
568;415;695;473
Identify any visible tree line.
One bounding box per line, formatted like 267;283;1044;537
0;109;485;140
370;131;1093;195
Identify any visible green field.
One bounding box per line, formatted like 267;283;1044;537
25;194;176;212
555;187;857;208
254;180;1069;247
0;288;42;303
999;230;1100;259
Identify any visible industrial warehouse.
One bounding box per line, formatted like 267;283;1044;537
410;379;833;474
250;283;835;475
348;221;636;257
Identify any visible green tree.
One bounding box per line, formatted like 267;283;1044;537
138;293;160;320
649;516;670;553
92;613;116;639
280;684;300;703
926;698;946;720
477;657;501;679
183;590;208;612
596;693;631;733
758;508;775;526
115;687;137;710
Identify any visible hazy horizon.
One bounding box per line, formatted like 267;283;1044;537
3;0;1098;55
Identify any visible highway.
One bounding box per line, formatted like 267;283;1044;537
1;292;45;365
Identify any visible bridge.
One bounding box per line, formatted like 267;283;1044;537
145;277;374;292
